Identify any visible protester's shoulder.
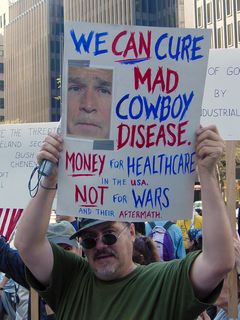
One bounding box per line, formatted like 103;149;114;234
0;235;23;266
0;235;10;248
137;251;200;275
50;242;87;268
168;222;182;233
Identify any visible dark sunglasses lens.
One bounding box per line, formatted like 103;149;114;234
82;238;96;249
102;234;118;246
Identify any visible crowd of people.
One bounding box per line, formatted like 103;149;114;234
0;125;238;319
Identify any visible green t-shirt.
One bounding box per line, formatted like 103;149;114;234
26;244;221;320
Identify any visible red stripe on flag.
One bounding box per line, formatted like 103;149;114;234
0;208;10;235
0;208;23;241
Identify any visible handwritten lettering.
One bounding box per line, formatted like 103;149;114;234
115;92;194;122
132;186;170;209
127;152;196;177
70;30;108;56
66;152;105;176
75;185;108;206
134;66;179;94
117;121;189;149
119;210;161;219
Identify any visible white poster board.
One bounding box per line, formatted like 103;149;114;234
0;122;58;208
201;49;240;140
57;22;211;221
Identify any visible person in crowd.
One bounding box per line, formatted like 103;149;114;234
0;272;16;320
0;221;80;320
177;203;203;249
133;222;146;236
56;214;79;231
15;285;29;320
133;235;160;265
145;220;186;259
14;125;235;320
186;228;203;253
67;63;113;139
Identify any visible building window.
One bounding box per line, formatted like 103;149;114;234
0;63;3;73
197;6;203;27
216;0;222;19
3;14;6;26
0;50;3;57
207;2;212;24
226;0;232;16
227;23;233;46
0;98;4;108
149;1;156;13
217;27;223;48
0;16;2;28
0;115;4;122
238;21;240;42
142;0;148;12
237;0;240;11
55;41;60;54
0;80;4;91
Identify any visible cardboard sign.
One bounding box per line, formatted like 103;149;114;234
201;49;240;140
57;22;211;221
0;122;58;208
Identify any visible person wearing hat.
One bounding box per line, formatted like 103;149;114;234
186;228;202;252
0;221;80;320
15;126;235;320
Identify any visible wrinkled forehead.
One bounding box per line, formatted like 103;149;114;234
69;67;112;83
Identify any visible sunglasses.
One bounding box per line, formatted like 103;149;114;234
81;224;128;249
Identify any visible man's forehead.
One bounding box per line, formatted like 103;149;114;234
69;67;112;82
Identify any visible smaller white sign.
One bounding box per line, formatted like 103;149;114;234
201;49;240;140
0;122;58;208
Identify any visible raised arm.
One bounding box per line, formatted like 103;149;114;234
190;125;235;299
14;133;63;286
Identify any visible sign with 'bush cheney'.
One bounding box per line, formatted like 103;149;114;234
57;22;211;221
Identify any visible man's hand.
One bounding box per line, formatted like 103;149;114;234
196;310;211;320
196;125;224;176
37;133;63;187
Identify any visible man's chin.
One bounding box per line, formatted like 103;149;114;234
94;268;118;281
72;123;103;138
93;261;119;280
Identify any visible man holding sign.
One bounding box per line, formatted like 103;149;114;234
14;125;234;320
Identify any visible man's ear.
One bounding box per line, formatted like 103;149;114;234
130;223;136;240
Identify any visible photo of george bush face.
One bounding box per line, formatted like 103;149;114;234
67;66;113;139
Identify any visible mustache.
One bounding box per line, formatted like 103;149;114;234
94;248;117;260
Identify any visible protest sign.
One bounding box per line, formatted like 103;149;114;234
0;122;58;209
57;22;211;221
201;49;240;140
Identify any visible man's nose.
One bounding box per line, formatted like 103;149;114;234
94;236;107;250
80;88;97;112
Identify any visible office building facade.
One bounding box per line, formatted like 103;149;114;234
0;34;4;122
4;0;183;122
64;0;185;27
190;0;240;48
4;0;63;122
0;0;10;122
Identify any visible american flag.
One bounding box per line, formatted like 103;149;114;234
0;208;23;241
